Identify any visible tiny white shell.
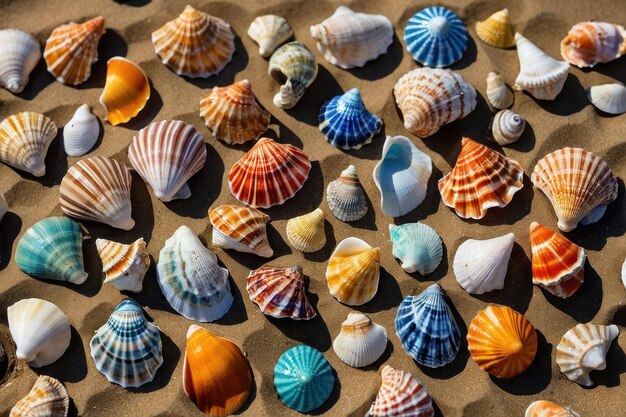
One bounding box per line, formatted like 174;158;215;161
63;104;100;156
248;15;293;58
486;71;514;109
585;83;626;115
489;109;526;146
333;311;387;367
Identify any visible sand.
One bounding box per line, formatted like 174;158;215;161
0;0;625;416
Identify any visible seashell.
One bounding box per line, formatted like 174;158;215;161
199;79;270;145
128;119;207;202
476;8;515;48
525;400;580;417
326;165;368;222
439;137;524;219
318;88;382;150
0;193;7;222
368;365;434;417
622;259;626;290
246;265;316;320
585;83;626;115
63;104;99;156
486;71;514;109
268;42;318;109
157;226;233;322
15;216;88;285
0;112;58;177
7;298;71;368
514;33;569;100
274;345;334;413
373;135;432;217
248;15;293;58
389;223;443;275
310;6;393;69
529;222;585;298
184;325;252;416
556;323;619;386
10;375;69;417
489;109;525;146
404;6;468;67
560;22;626;68
531;147;618;232
326;237;381;306
332;312;387;367
60;156;135;230
286;208;326;253
96;237;150;293
99;56;150;126
395;284;461;367
90;299;162;388
394;68;477;137
0;29;40;93
467;305;537;378
44;16;105;85
228;137;311;208
209;204;273;258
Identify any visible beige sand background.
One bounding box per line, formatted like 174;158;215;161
0;0;625;415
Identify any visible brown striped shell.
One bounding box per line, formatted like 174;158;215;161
96;237;150;293
209;204;273;258
368;365;434;417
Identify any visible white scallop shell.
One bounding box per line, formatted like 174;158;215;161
326;165;368;222
333;311;387;368
63;104;99;156
248;15;293;58
489;109;526;146
0;29;41;93
585;83;626;115
486;71;514;109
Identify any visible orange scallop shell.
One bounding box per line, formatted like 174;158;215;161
99;57;150;126
525;400;580;417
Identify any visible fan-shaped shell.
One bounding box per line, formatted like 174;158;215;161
476;8;515;48
389;223;443;275
326;165;368;222
560;22;626;68
489;109;525;146
128;119;207;202
268;42;318;109
439;138;524;219
368;365;434;417
586;83;626;115
99;57;150;126
209;204;273;257
333;312;387;367
9;375;69;417
248;15;292;58
286;208;326;253
0;29;40;93
531;148;618;232
486;71;514;109
525;400;580;417
63;104;99;156
96;237;150;293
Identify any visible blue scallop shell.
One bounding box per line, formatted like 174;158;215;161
15;216;88;284
395;283;461;367
318;88;382;150
389;223;443;275
404;6;468;67
274;345;335;412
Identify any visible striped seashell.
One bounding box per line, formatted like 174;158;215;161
246;265;316;320
326;165;368;222
10;375;69;417
326;237;380;306
439;138;524;219
561;22;626;68
99;57;150;126
394;68;477;137
96;237;150;293
389;223;443;275
586;83;626;115
248;15;293;58
269;42;318;109
368;365;434;417
199;79;270;144
333;312;387;368
128;119;207;202
476;8;515;49
60;156;135;230
44;16;105;85
310;6;393;69
286;208;326;253
228;137;311;208
489;109;526;146
209;204;273;258
486;71;514;109
531;148;618;232
0;29;40;93
0;112;58;177
63;104;99;156
90;299;163;388
525;401;580;417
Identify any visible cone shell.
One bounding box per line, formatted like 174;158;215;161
333;312;387;367
248;15;292;58
60;156;135;230
486;71;514;109
63;104;99;156
531;147;618;232
586;83;626;115
556;323;619;386
476;9;515;48
268;42;318;109
184;325;252;417
10;375;69;417
368;365;434;417
99;57;150;125
525;401;580;417
438;138;524;219
561;22;626;68
467;305;538;378
326;237;381;306
489;109;525;146
0;29;40;93
286;208;326;253
209;204;273;257
128;119;207;202
326;165;368;222
199;79;270;144
389;223;443;275
44;16;105;85
96;237;150;293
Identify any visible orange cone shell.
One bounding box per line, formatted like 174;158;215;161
99;57;150;125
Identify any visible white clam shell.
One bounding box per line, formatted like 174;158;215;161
0;29;41;93
333;311;387;367
248;15;292;58
63;104;100;156
621;258;626;290
586;83;626;115
326;165;368;222
486;71;514;109
489;109;526;146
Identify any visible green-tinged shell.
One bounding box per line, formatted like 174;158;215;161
389;223;443;275
268;42;318;109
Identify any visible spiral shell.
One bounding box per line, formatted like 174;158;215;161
489;109;526;146
269;42;318;109
248;15;293;58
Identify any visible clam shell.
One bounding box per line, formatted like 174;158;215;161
96;237;150;293
561;22;626;68
0;29;40;93
476;8;515;48
622;258;626;290
389;223;443;275
486;71;514;109
332;312;387;367
63;104;99;156
368;365;434;417
585;83;626;115
489;109;525;146
269;42;318;109
9;375;69;417
525;400;580;417
326;165;368;222
248;15;292;58
286;208;326;253
99;56;150;126
209;204;273;257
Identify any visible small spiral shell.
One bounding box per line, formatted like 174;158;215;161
489;109;525;146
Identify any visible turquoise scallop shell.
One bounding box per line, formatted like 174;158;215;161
389;223;443;275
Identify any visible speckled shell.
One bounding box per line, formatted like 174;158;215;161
489;109;525;146
63;104;99;156
99;57;150;126
389;223;443;275
9;375;69;417
268;42;318;109
476;9;515;48
248;15;293;58
586;83;626;115
332;312;387;367
0;29;40;93
96;237;150;293
525;400;580;417
368;365;434;417
486;71;514;109
326;165;368;222
561;22;626;68
209;204;273;258
286;208;326;253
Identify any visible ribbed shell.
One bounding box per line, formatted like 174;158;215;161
0;29;41;93
96;237;150;293
286;208;326;253
268;42;318;109
561;22;626;68
475;8;515;48
128;119;207;202
438;138;524;219
326;165;368;222
525;400;580;417
389;223;443;275
332;312;387;367
368;365;434;417
59;156;135;230
209;204;273;257
63;104;99;156
489;109;525;146
247;15;293;58
486;72;514;109
9;375;69;417
586;83;626;115
99;57;150;126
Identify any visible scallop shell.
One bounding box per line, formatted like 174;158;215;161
60;156;135;230
310;6;393;69
404;6;468;67
0;29;40;93
209;204;273;258
90;299;162;388
476;8;515;48
438;138;524;219
96;237;150;293
199;79;270;144
333;312;387;368
326;165;368;222
269;42;318;109
486;71;514;109
99;56;150;126
556;323;619;386
585;83;626;115
286;208;326;253
0;112;58;177
246;265;316;320
228;137;311;208
514;33;569;100
368;365;434;417
489;109;525;146
525;400;580;417
389;223;443;275
128;119;207;202
9;375;69;417
467;305;538;378
394;68;477;137
561;22;626;68
248;15;293;58
44;16;105;85
326;237;381;306
152;5;235;78
531;147;618;232
63;104;99;156
7;298;71;368
157;226;233;322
